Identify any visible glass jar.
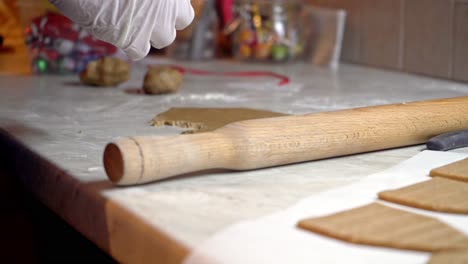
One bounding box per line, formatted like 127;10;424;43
231;0;304;62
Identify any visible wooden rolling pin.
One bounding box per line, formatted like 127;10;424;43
104;96;468;185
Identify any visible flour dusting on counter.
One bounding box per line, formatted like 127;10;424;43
292;96;400;111
161;93;247;103
226;81;304;94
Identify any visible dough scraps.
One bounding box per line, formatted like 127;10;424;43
430;158;468;183
143;66;183;94
297;203;468;252
80;57;129;86
151;107;287;133
378;177;468;214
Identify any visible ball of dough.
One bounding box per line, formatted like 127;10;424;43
80;57;130;87
143;66;183;95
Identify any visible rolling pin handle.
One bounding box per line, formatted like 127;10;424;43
104;133;231;185
104;138;143;185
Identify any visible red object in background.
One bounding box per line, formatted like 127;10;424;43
215;0;234;57
30;12;79;41
170;65;290;86
27;12;117;55
25;12;118;73
80;33;117;55
215;0;234;27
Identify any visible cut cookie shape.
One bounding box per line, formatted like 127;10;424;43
297;203;468;252
151;107;287;133
378;177;468;214
428;250;468;264
430;158;468;183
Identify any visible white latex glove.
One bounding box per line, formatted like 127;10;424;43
49;0;194;60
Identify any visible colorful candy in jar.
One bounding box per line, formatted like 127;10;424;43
25;12;117;74
231;1;304;62
271;44;288;61
254;42;272;60
239;28;255;44
238;44;252;59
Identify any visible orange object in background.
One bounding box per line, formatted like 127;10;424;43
0;0;30;74
0;0;55;75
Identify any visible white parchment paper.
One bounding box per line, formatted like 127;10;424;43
185;150;468;264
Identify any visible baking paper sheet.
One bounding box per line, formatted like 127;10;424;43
184;150;468;264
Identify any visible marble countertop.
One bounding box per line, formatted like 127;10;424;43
1;59;468;263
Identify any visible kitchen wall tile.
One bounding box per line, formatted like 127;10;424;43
403;0;454;78
453;2;468;82
360;0;403;69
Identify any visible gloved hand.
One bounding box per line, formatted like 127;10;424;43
49;0;194;60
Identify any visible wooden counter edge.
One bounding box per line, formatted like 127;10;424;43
0;129;189;264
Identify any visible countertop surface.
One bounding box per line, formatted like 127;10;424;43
1;59;468;262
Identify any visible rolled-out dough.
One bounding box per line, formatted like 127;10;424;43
430;158;468;182
428;249;468;264
378;177;468;214
297;203;468;252
151;107;287;133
